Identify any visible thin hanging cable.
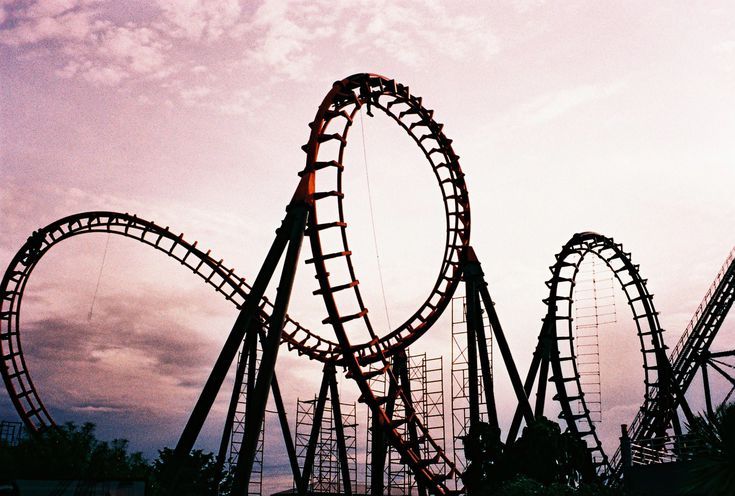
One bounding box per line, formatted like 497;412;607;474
88;233;111;321
359;108;392;329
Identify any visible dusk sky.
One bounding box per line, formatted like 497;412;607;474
2;1;735;492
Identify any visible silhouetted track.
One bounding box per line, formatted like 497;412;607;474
0;211;339;431
538;232;673;473
2;72;732;495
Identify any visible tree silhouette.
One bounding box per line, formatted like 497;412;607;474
0;422;148;480
462;417;617;495
149;447;226;496
685;401;735;495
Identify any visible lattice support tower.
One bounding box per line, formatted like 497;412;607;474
227;341;264;495
364;350;445;496
296;394;357;493
451;296;493;474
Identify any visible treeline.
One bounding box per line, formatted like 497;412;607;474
2;402;733;496
0;422;223;495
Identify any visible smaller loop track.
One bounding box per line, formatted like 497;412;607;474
543;232;670;472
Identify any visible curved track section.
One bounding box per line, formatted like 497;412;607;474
303;73;470;363
304;74;467;494
542;232;671;471
0;211;337;432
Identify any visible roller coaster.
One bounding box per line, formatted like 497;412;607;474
1;73;734;495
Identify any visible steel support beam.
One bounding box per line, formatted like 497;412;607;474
171;207;296;472
216;328;255;471
271;374;304;494
327;364;353;496
300;363;331;494
232;203;308;495
702;360;714;417
479;284;535;424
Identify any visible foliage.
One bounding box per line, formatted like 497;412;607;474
149;447;226;496
0;421;225;495
462;417;618;496
685;401;735;495
0;421;149;480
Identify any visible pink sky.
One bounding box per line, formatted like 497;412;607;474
2;1;735;492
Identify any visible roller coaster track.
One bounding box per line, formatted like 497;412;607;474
2;72;732;495
1;74;467;494
0;211;341;431
301;74;469;494
515;232;678;474
609;246;735;474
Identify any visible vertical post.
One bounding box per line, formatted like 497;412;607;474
327;365;353;496
474;316;498;430
534;322;552;418
396;353;427;496
270;374;304;493
300;364;332;494
370;410;385;496
464;273;481;433
620;424;632;473
702;357;714;418
216;329;255;470
231;204;308;495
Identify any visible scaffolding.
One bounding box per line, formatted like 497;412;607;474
228;344;264;495
296;394;357;493
0;420;24;447
365;351;445;495
451;296;493;474
573;255;617;426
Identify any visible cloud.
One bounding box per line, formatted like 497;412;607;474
482;80;628;138
1;0;499;110
242;0;499;80
155;0;242;41
517;81;627;127
713;40;735;53
0;7;96;45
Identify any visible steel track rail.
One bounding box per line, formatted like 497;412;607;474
609;246;735;475
304;74;468;494
0;211;339;431
541;232;672;474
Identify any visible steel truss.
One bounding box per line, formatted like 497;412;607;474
218;333;265;495
451;296;493;474
296;387;357;493
699;349;735;417
366;350;446;495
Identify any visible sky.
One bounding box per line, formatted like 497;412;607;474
2;0;735;492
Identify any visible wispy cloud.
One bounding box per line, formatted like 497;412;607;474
482;80;628;139
242;0;499;80
155;0;242;42
1;0;501;109
516;81;627;127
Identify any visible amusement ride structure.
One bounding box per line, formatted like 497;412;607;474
1;73;734;495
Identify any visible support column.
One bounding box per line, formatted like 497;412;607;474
232;203;308;495
327;364;353;496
